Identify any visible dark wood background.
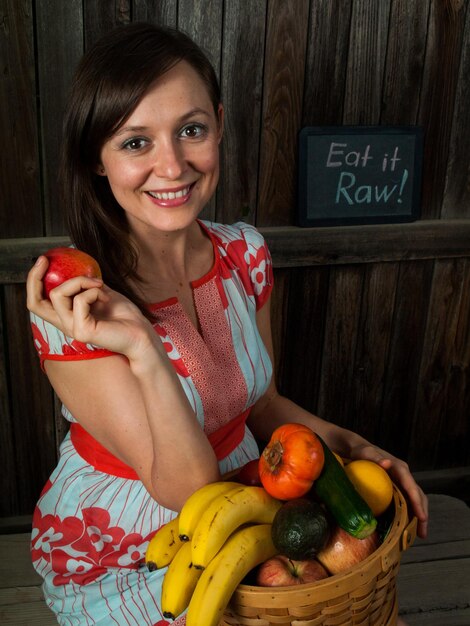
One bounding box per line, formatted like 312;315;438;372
1;0;469;518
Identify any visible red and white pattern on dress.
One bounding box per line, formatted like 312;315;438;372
29;221;273;625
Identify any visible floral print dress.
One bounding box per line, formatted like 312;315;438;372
29;221;274;625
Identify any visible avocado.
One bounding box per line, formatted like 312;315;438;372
271;498;330;560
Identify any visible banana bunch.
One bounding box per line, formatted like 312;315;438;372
145;515;185;571
151;480;281;622
186;523;276;626
190;484;281;568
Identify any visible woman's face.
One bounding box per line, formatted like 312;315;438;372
98;60;223;236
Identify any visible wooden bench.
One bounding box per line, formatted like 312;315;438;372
1;493;469;625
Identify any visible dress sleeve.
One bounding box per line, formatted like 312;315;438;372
30;312;115;370
227;222;274;310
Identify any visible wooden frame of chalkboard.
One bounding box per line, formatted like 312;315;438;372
297;126;423;227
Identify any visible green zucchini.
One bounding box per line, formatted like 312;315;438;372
314;438;377;539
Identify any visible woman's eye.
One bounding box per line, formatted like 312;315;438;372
122;137;148;151
180;124;207;139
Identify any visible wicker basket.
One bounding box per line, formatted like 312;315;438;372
221;486;417;626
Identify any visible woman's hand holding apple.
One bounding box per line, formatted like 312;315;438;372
27;252;160;363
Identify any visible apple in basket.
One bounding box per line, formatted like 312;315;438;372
316;525;380;575
233;459;262;486
256;554;329;586
43;247;102;298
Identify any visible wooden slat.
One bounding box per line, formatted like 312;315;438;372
0;587;56;626
262;219;470;268
343;0;391;124
2;220;470;284
0;291;17;516
434;257;470;466
217;0;267;225
410;258;470;468
0;534;42;589
269;269;291;391
418;0;468;219
302;0;352;125
84;0;130;48
4;286;56;514
132;0;177;25
414;466;470;503
257;0;310;225
379;260;434;461
349;262;398;443
317;265;364;426
380;0;430;125
278;266;329;414
398;558;470;614
35;0;83;236
399;609;470;626
442;1;470;218
0;0;42;237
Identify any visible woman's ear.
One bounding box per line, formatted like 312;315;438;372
217;103;224;144
95;164;106;176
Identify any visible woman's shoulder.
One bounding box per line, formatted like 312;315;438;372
201;220;273;308
200;220;266;250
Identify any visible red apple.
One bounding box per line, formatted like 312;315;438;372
43;247;102;298
256;554;328;587
316;525;380;575
234;459;262;486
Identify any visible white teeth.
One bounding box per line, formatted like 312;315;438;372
149;186;190;200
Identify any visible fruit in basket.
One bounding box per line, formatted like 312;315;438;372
256;554;328;586
345;460;394;516
145;516;185;571
233;459;262;486
271;498;330;560
178;481;240;541
186;524;276;626
43;247;102;298
191;485;282;569
161;541;202;619
259;423;324;499
316;525;380;575
314;437;377;538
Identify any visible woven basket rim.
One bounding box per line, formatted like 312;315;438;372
230;485;413;607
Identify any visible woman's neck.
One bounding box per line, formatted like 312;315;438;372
129;220;213;302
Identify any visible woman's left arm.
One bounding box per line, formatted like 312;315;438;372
248;296;429;539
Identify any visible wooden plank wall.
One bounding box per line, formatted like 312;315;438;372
0;0;469;517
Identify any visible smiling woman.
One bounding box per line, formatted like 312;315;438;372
96;61;223;238
25;20;427;626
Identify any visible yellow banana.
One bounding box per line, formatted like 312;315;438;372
178;480;240;541
145;516;184;570
191;485;282;569
186;523;276;626
161;540;203;620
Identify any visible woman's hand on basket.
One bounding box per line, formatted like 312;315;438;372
26;255;158;361
349;442;429;539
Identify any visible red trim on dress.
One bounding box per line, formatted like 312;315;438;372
40;350;115;371
70;408;251;479
70;423;139;479
207;407;251;460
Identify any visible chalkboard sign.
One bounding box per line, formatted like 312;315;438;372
297;126;423;227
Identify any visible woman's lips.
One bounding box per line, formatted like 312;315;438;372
146;184;193;207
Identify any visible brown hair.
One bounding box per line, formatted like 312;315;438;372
60;22;221;315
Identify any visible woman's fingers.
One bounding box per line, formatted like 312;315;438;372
27;255;105;334
26;256;60;325
386;460;429;538
350;444;429;538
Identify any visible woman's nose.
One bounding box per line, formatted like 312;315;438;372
151;139;185;180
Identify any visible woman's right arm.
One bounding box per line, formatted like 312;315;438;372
27;256;220;511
